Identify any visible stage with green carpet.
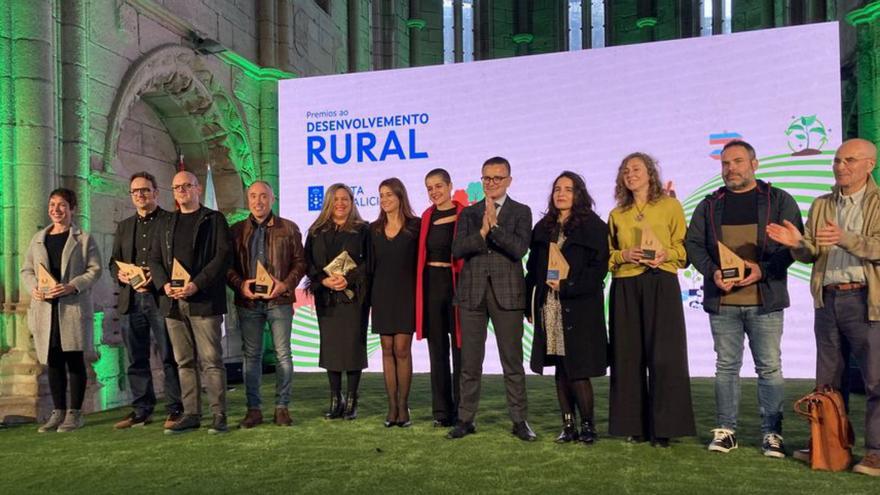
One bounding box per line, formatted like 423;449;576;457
1;374;875;494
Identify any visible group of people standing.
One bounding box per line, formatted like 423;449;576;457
18;138;880;477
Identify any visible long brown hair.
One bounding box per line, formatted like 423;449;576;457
309;183;365;234
538;171;595;235
613;152;666;209
372;178;418;235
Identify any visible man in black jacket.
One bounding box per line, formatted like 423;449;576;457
109;172;182;430
149;170;232;435
447;156;535;441
686;140;803;458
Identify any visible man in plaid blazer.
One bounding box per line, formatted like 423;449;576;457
447;156;535;441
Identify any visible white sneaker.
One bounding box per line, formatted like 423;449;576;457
762;433;786;458
37;409;65;433
56;409;85;433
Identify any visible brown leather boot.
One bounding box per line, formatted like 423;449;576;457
273;407;293;427
238;409;263;429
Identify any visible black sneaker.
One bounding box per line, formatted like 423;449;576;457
708;428;737;453
446;421;476;439
762;433;786;458
208;414;229;434
164;414;201;435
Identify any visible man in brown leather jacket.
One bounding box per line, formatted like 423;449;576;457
228;181;307;428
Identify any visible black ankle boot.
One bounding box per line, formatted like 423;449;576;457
555;413;578;443
579;419;597;444
324;393;345;420
343;392;359;420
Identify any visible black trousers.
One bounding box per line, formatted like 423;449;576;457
123;293;182;416
424;266;461;421
47;307;87;410
457;279;527;424
608;270;696;439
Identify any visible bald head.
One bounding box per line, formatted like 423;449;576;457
173;171;199;186
247;181;275;221
834;138;877;195
839;138;877;159
172;170;202;212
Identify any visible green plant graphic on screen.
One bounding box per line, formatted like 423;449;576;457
786;115;828;156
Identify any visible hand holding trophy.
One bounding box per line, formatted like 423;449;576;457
323;250;358;299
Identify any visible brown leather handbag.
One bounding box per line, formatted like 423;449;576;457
794;386;855;472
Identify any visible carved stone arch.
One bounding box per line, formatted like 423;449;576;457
102;44;258;213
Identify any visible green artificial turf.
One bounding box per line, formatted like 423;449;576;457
1;374;876;494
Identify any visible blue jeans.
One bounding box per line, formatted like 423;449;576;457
709;306;784;435
238;304;294;409
123;292;182;416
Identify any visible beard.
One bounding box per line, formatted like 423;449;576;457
724;175;752;191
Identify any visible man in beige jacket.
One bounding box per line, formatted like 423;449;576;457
767;138;880;476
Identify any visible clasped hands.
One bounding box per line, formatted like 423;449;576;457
321;274;348;292
241;276;289;299
117;267;153;293
766;219;841;248
621;247;668;269
713;261;763;293
31;283;76;301
164;281;198;299
479;200;499;238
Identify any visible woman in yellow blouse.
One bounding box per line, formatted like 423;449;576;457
607;152;695;447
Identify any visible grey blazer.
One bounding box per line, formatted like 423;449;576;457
20;224;103;364
452;197;532;311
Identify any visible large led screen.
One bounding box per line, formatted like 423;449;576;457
279;23;842;377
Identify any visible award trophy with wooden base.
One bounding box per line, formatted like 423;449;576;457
170;259;191;289
547;242;569;282
37;263;58;296
254;260;275;297
115;261;149;290
718;242;745;283
639;225;662;262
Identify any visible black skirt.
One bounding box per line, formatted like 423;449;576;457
318;298;369;371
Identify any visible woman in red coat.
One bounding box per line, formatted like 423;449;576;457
415;168;465;427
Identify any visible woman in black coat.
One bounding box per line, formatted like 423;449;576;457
526;171;609;445
305;183;370;420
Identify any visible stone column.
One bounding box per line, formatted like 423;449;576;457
848;2;880;182
0;0;57;423
260;79;280;196
408;0;423;67
348;0;362;71
59;0;90;229
258;0;277;67
276;0;291;71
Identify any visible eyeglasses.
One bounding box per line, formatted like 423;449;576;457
481;176;509;185
129;188;154;196
833;156;871;167
172;183;196;192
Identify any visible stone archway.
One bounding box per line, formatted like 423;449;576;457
102;44;258;212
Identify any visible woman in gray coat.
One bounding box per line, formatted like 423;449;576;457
20;188;102;433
